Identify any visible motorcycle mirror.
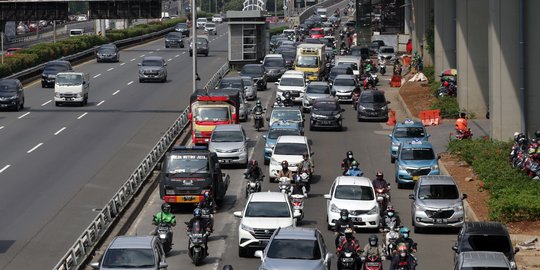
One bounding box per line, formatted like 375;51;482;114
254;250;264;259
408;194;415;200
262;134;267;140
514;247;520;254
452;245;458;252
233;211;243;218
437;154;441;160
159;262;169;269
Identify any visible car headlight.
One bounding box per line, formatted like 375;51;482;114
334;113;341;119
7;95;17;100
330;203;340;213
392;141;400;147
240;223;254;233
55;93;61;98
367;205;378;215
358;105;366;111
271;158;279;166
416;204;427;211
453;204;463;212
431;164;439;171
139;70;144;75
194;130;203;137
76;93;82;98
48;74;55;78
381;105;388;110
398;165;407;171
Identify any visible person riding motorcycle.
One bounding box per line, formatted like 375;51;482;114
290;176;307;197
245;159;264;182
346;160;363;176
187;208;211;255
361;234;385;261
390;244;416;270
395;227;418;254
455;112;468;133
372;171;389;189
334;209;355;247
153;203;177;226
381;205;402;231
282;91;294;106
273;96;284;107
341;151;357;175
197;191;216;232
337;227;361;254
277;160;293;180
297;153;314;175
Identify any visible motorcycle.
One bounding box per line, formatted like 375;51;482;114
297;169;311;193
378;57;386;76
383;226;400;259
200;208;214;234
455;128;473;140
185;220;209;266
155;223;173;254
254;111;265;131
362;254;383;270
374;186;390;216
244;173;263;198
337;250;359;270
290;194;305;223
278;177;292;195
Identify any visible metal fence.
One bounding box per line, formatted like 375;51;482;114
51;62;229;270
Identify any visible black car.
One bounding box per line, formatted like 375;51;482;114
351;46;369;60
356;90;389;122
0;79;24;111
277;49;296;69
327;66;353;82
262;57;286;82
369;40;385;55
41;60;73;88
240;64;267;91
217;76;245;92
165;32;184;48
309;98;343;131
175;22;190;37
189;36;209;56
96;43;119;63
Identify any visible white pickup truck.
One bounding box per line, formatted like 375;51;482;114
54;72;90;106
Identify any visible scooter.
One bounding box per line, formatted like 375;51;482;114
337;249;359;270
245;174;263;198
362;254;383;270
254;111;264;131
186;220;209;266
374;186;390;216
155;223;173;254
383;225;401;259
278;177;291;195
290;194;305;223
378;57;386;76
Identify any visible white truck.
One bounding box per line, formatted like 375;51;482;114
334;55;362;76
54;72;90;106
316;7;328;19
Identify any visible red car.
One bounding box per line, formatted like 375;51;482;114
309;27;324;39
4;48;22;57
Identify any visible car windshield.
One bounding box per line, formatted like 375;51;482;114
418;185;459;200
313;101;338;111
268;128;300;139
274;142;307;155
380;47;394;53
280;51;296;59
267;239;321;260
176;23;187;28
98;47;115;53
197;18;207;22
55;74;83;85
166;33;182;39
264;59;284;67
360;93;386;103
219;80;242;89
335;185;374;200
334;78;355;86
463;235;512;254
242;66;263;75
141;60;163;66
330;68;349;76
280;77;304;87
245;202;290;217
102;248;155;268
206;23;215;27
271;110;302;122
0;81;18;93
400;148;435;160
296;55;318;68
194;107;229;121
211;131;244;142
307;84;330;94
44;63;67;71
460;268;509;270
167;154;208;173
241;78;252;86
393;127;426;138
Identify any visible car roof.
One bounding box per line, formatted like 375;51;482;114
334;74;356;80
274;227;317;240
308;81;329;86
213;124;243;132
462;222;510;235
276;135;307;144
460;251;511;268
336;176;373;186
395;119;425;128
109;236;155;249
250;191;288;202
142;56;164;61
272;106;302;112
401;140;433;149
270;121;301;129
419;175;456;185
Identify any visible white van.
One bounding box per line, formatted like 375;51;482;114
334;55;362;76
54;72;90;106
69;29;84;37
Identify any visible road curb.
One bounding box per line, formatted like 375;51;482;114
396;81;420;122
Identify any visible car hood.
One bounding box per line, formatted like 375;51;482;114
399;159;438;168
100;266;156;270
311;109;340;116
240;72;263;78
262;258;325;270
393;137;428;144
140;66;163;71
272;154;303;168
278;85;305;92
417;198;462;209
332;85;355;93
209;141;244;151
358;102;387;109
166;37;182;41
331;198;377;211
42;69;61;76
265;67;285;72
242;217;293;228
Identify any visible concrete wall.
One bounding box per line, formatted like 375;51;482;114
456;0;489;119
411;0;433;66
525;0;540;136
434;0;456;75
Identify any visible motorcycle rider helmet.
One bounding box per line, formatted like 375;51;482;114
399;227;410;239
340;209;349;220
513;132;521;141
351;160;359;169
281;160;289;170
251;159;258;167
161;203;172;213
386;205;395;217
284;91;291;99
256;99;262;106
443;81;449;87
397;243;408;258
376;171;384;179
276;96;282;102
346;150;353;159
222;265;234;270
368;234;378;246
193;207;202;218
344;227;354;240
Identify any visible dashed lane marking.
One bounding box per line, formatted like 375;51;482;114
112;90;120;95
54;127;66;135
93;74;101;78
27;143;43;153
0;165;10;173
107;68;114;71
41;100;52;106
18;112;30;119
127;81;134;85
96;100;105;106
77;112;88;119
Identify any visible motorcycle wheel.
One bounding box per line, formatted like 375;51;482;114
163;240;172;254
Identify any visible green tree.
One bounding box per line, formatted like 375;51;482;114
68;2;88;14
224;0;243;11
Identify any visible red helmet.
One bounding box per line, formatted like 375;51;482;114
443;81;449;87
281;160;289;166
251;160;258;166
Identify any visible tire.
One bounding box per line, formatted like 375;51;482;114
238;246;250;258
181;44;185;48
390;156;395;163
20;99;24;110
264;159;269;165
309;125;314;131
205;52;209;57
189;52;193;57
165;45;169;48
55;102;61;106
139;78;144;83
41;82;46;88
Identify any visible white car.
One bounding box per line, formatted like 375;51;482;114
324;176;380;230
196;18;208;28
276;70;306;102
204;22;217;35
234;192;299;257
268;135;312;181
212;14;223;23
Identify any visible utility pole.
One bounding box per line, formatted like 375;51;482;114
1;30;4;64
192;0;198;92
53;20;56;43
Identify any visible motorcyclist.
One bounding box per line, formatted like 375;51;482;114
395;227;418;254
252;99;266;129
277;160;293;180
361;234;386;261
297;153;314;175
282;91;294;106
390;243;416;270
290;176;307;197
455;112;468;133
153;203;177;229
363;76;376;89
197;191;216;232
381;205;402;231
187;208;210;255
273;96;284;107
372;171;389;190
334;209;355;247
341;150;357;175
245;159;264;182
337;227;361;255
345;160;363;176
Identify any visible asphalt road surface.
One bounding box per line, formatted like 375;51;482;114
0;23;229;270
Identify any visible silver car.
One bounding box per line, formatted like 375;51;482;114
138;56;167;83
409;175;467;232
378;46;396;61
454;251;512;270
204;22;217;35
241;76;257;100
331;74;358;102
255;227;332;270
90;236;168;270
208;124;248;167
238;92;250;122
302;81;332;112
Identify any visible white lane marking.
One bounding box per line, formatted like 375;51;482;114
167;58;172;62
54;127;66;135
127;81;134;85
77;112;88;119
0;165;10;173
156;49;161;51
149;51;154;54
18;112;30;119
0;126;3;130
140;54;145;57
130;58;136;61
120;63;126;66
175;54;180;57
112;90;120;95
41;100;52;106
93;74;102;78
182;52;186;54
96;100;105;106
27;143;43;153
107;67;114;71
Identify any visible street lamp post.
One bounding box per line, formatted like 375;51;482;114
192;0;198;92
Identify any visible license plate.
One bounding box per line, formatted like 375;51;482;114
367;262;380;267
434;218;447;223
353;217;362;222
180;195;197;202
220;159;232;163
338;96;348;99
413;176;420;181
320;121;332;125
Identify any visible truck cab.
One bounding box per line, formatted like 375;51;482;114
54;72;90;106
295;44;326;81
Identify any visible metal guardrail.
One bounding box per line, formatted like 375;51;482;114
51;62;229;270
299;0;344;23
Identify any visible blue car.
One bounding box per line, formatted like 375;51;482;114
395;140;440;188
263;122;302;165
388;119;430;163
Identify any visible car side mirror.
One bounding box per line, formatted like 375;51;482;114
323;194;331;199
462;193;467;199
274;82;279;85
159;262;168;269
233;211;243;218
137;63;141;66
387;101;391;104
341;108;345;112
408;194;415;200
437;154;441;160
452;245;458;252
90;262;100;269
254;250;264;259
164;63;167;66
310;152;315;156
262;134;267;140
325;252;333;261
387;134;392;138
514;247;520;254
427;134;431;138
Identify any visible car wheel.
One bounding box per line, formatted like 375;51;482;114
205;52;209;57
238;246;249;258
14;101;20;111
165;45;169;48
264;159;269;165
139;78;144;83
162;77;167;83
181;44;185;48
189;52;193;57
309;125;313;131
20;99;24;110
41;82;46;88
55;102;61;106
390;156;395;163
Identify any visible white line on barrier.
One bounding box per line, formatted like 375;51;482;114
18;112;30;119
113;90;120;95
93;74;101;78
77;112;88;119
120;63;126;66
127;81;134;85
107;68;114;71
168;59;172;61
130;58;136;61
140;54;145;57
97;100;105;106
0;126;3;130
156;49;161;51
41;100;52;106
175;54;180;57
27;143;43;153
0;165;10;173
182;52;186;54
54;127;66;135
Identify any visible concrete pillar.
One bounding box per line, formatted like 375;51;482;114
434;0;456;75
456;0;488;120
525;0;540;136
411;0;433;66
404;0;412;35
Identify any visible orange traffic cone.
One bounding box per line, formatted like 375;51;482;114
386;110;396;126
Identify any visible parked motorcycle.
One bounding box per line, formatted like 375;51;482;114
155;223;173;254
362;254;383;270
186;220;209;266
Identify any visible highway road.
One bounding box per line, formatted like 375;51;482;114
0;22;229;270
